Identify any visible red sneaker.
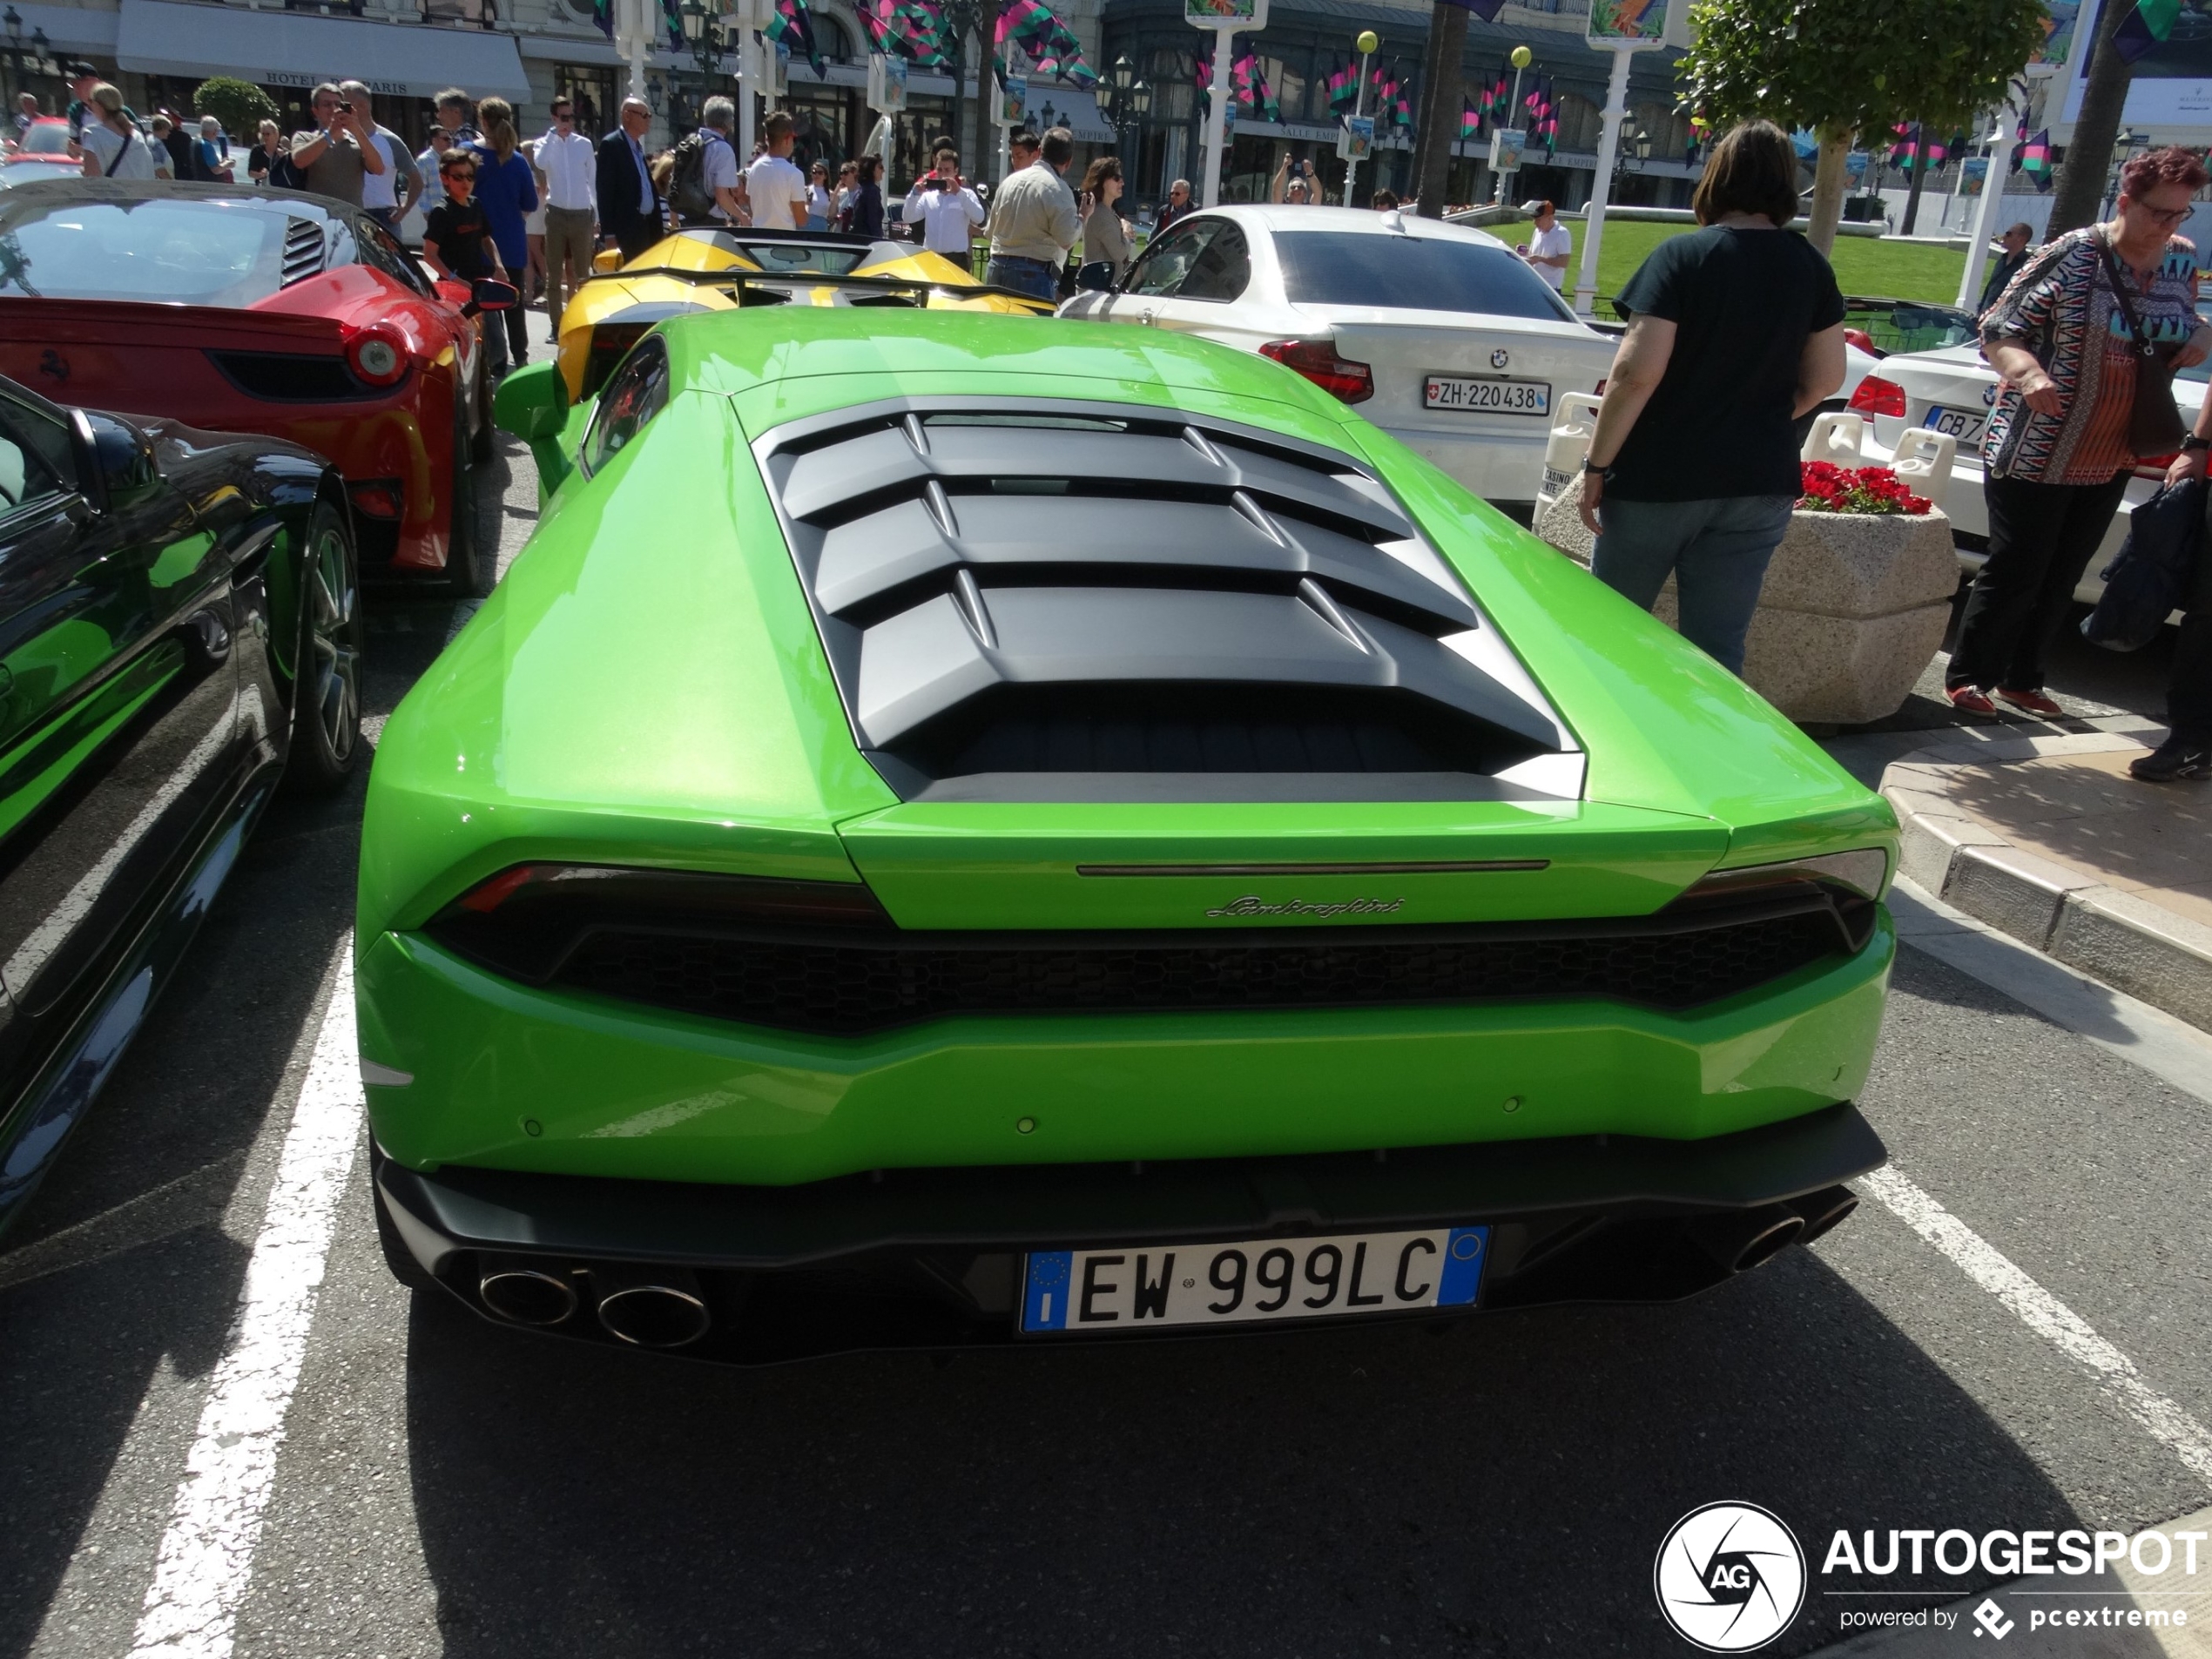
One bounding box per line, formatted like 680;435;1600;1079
1946;685;1999;716
1995;686;2066;719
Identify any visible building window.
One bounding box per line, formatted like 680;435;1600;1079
1554;92;1601;153
422;0;498;26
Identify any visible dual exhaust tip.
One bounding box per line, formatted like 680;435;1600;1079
476;1184;1866;1336
1689;1184;1859;1276
477;1256;711;1348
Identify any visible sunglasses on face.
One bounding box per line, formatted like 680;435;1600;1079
553;109;573;120
2139;203;2193;226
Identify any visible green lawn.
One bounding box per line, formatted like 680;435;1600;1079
1489;217;1974;310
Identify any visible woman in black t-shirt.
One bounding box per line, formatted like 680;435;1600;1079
1575;121;1848;675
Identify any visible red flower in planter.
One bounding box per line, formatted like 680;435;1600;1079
1797;460;1932;516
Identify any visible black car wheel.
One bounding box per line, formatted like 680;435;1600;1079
445;400;497;599
282;500;363;795
469;347;496;465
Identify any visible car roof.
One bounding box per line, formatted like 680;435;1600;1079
0;177;361;224
1184;203;1511;253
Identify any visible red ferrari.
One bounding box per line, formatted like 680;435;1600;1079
0;178;515;592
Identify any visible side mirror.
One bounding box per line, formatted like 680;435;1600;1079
472;278;519;313
492;360;572;490
78;410;160;511
1074;260;1116;293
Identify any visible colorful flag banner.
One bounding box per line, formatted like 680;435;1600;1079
1327;58;1359;116
2018;128;2054;190
766;0;826;80
997;0;1096;87
2115;0;2183;63
1460;101;1480;140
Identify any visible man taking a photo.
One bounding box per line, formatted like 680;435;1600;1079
290;81;386;207
902;146;986;261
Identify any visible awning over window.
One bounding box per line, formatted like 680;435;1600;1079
115;0;532;100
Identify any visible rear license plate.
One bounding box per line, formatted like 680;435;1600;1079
1923;405;1985;442
1424;374;1552;415
1019;1225;1489;1335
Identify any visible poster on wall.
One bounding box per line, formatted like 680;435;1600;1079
2060;0;2212;128
867;51;907;112
1586;0;1668;46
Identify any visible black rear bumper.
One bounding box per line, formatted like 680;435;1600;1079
378;1104;1885;1365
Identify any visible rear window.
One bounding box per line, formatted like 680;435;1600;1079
0;199;284;305
735;240;870;275
1272;231;1575;321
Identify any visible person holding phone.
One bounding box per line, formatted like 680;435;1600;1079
290;81;385;206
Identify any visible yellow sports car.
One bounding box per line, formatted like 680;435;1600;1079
557;226;1055;401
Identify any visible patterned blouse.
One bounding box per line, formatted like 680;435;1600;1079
1979;227;2200;486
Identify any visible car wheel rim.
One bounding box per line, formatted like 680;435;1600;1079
308;525;359;764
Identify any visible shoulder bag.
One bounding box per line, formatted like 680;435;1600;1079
2098;231;2188;458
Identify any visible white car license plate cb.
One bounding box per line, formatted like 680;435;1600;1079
1019;1224;1488;1334
1425;374;1551;415
1924;405;1985;442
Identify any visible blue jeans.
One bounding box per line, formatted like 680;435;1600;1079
988;254;1059;300
1591;494;1796;676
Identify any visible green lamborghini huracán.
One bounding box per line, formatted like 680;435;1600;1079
359;308;1895;1362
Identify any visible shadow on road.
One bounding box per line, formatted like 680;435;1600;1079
401;1248;2086;1659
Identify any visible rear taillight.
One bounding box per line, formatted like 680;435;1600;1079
1846;375;1906;419
1259;339;1373;404
347;479;403;520
428;864;892;983
1672;849;1890;954
344;325;408;387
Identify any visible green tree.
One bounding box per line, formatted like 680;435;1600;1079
1679;0;2046;254
192;77;279;143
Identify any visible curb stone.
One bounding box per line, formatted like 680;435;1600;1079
1879;728;2212;1034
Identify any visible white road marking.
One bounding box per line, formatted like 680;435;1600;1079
126;939;362;1659
1859;1165;2212;1493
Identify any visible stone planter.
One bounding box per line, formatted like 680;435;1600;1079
1532;493;1958;725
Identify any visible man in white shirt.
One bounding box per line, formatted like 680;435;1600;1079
345;81;421;234
743;110;810;232
901;147;986;260
537;93;598;339
1520;199;1572;292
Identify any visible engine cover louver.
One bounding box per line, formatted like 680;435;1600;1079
752;400;1580;804
280;216;327;288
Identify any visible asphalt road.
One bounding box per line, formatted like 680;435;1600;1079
2;439;2208;1659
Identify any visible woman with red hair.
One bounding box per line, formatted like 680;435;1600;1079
1959;145;2212;742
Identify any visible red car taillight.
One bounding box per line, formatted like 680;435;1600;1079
344;325;408;387
347;479;403;520
429;865;892;982
1259;339;1373;404
1847;374;1906;419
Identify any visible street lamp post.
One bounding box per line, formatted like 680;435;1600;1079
0;9;57;118
1344;28;1378;208
2104;126;2148;219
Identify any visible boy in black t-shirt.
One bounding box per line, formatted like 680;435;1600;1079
421;152;502;285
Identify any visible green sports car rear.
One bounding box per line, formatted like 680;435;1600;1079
359;309;1895;1361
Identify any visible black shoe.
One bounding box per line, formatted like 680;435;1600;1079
2129;739;2212;782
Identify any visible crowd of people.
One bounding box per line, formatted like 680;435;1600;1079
1572;118;2207;784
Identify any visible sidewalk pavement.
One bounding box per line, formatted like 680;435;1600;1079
1861;716;2212;1033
